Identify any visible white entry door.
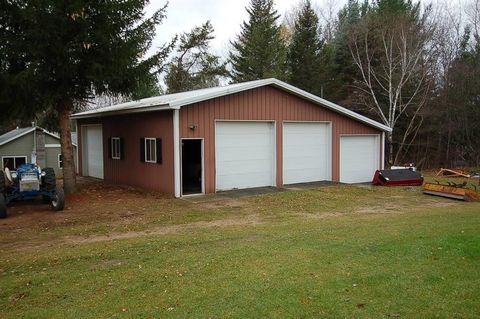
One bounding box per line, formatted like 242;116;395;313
84;125;104;179
340;135;380;183
215;121;275;191
283;122;331;184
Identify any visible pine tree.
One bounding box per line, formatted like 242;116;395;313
286;0;322;95
0;1;171;193
165;21;228;93
230;0;286;82
326;0;367;103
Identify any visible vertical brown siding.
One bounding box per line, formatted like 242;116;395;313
78;111;174;195
180;86;382;194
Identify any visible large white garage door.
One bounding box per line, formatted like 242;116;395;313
283;122;331;184
340;135;380;183
215;122;275;191
84;125;104;179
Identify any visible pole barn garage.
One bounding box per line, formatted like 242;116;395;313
72;78;391;197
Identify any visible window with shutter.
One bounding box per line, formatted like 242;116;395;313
144;138;157;163
111;137;121;160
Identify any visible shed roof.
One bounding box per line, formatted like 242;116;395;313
71;78;392;132
0;127;34;146
0;126;77;147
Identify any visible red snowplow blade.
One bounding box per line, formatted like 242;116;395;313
372;169;424;186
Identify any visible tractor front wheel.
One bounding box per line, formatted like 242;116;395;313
0;194;6;219
51;188;65;212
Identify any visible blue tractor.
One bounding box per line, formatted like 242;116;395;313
0;164;65;218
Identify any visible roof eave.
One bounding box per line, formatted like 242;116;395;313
71;104;173;119
69;78;391;133
268;80;392;132
170;78;391;133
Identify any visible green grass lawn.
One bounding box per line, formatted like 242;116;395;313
1;183;479;318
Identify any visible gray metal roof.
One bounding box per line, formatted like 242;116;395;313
71;78;392;132
0;126;77;147
0;127;36;146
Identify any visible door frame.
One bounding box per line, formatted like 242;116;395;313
81;124;104;179
214;120;277;192
180;138;205;196
339;134;381;183
282;121;333;185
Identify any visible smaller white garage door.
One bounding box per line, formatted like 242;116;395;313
215;122;275;191
283;122;331;184
83;125;104;179
340;135;380;183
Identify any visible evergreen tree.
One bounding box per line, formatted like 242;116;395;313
230;0;286;82
0;1;171;193
286;0;322;95
166;21;228;93
325;0;367;103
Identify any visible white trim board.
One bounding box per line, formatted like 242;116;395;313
173;109;181;198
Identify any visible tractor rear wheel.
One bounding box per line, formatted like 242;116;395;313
0;194;6;219
51;188;65;211
0;171;5;194
42;168;56;191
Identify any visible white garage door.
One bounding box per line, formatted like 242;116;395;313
84;125;104;179
215;122;275;191
283;122;331;184
340;135;380;183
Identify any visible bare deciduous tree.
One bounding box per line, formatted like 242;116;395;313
348;13;435;165
466;0;480;39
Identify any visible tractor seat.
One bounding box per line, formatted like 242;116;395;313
4;167;13;185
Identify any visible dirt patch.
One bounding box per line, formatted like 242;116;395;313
355;206;407;214
297;212;344;219
0;179;173;232
197;198;247;210
33;215;264;248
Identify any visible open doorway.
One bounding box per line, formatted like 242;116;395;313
181;139;203;195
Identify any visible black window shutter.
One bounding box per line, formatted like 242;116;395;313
156;138;162;164
119;138;125;160
107;138;112;159
140;138;145;162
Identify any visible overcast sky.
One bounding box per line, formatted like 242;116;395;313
147;0;465;58
147;0;348;57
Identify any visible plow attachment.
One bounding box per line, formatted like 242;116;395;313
423;182;480;201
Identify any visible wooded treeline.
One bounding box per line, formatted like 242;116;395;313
1;0;479;191
226;0;480;168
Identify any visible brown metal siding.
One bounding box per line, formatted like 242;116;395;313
180;86;382;194
77;111;175;195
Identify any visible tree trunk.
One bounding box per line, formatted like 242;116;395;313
58;104;76;194
387;132;394;167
